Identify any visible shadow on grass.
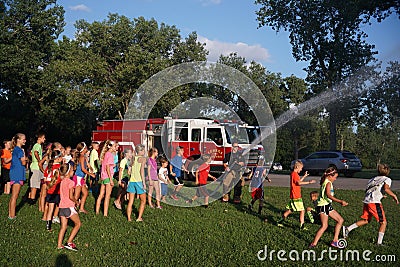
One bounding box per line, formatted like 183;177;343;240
55;254;72;267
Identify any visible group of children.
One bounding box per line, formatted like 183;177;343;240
2;132;399;250
270;160;399;248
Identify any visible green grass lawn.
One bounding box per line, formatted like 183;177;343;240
273;169;400;180
0;185;399;266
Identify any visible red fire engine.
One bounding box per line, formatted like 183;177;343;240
92;118;264;177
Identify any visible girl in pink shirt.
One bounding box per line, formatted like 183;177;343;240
95;140;117;216
57;164;81;251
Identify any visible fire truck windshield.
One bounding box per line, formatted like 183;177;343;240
224;125;260;144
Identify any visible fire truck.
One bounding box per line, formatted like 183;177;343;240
92;118;264;177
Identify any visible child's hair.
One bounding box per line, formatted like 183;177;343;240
36;132;45;140
47;150;63;189
159;157;168;165
100;140;114;162
176;146;183;153
310;191;319;197
73;142;87;169
59;163;72;178
319;167;337;185
377;163;390;176
11;133;25;152
135;144;145;155
148;147;158;158
293;160;303;170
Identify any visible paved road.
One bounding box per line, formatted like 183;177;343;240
265;173;400;191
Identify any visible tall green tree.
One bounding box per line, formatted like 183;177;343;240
0;0;64;141
255;0;399;150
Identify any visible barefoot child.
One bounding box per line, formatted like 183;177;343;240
309;167;348;248
342;164;399;245
277;160;316;229
57;163;81;251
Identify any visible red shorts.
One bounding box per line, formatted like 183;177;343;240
361;203;386;222
251;187;264;200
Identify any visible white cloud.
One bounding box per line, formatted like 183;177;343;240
199;0;222;6
69;4;91;12
197;35;271;63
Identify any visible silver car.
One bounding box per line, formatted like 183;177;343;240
291;151;362;177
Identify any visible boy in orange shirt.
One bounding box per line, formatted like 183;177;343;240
277;160;316;229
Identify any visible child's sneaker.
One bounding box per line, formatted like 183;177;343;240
342;226;349;239
330;241;340;248
64;242;78;251
52;216;60;224
57;245;64;250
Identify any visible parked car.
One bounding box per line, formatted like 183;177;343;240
272;162;283;171
290;151;362;177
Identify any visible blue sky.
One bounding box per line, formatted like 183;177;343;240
57;0;400;78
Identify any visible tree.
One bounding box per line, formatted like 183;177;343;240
0;0;65;141
255;0;399;150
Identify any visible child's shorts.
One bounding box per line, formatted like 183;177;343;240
361;203;386;222
73;175;86;187
10;180;24;186
127;181;146;194
100;178;112;185
160;183;168;196
45;193;60;204
285;198;305;212
30;170;43;189
251;187;264;200
317;203;333;216
59;207;78;219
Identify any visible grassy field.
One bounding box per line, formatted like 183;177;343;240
272;169;400;180
0;184;399;267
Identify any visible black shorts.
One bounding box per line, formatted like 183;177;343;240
173;176;184;186
45;194;60;204
1;168;10;183
316;203;333;216
121;177;129;184
196;185;209;197
59;207;78;218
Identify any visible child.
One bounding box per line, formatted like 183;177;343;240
147;148;162;209
342;164;399;245
57;163;81;251
277;160;316;229
8;133;27;219
1;140;12;195
43;150;63;230
114;148;132;210
309;167;348;248
169;146;188;200
306;191;320;224
186;154;217;207
96;140;117;217
248;156;271;215
73;142;95;214
28;132;46;204
88;141;100;194
158;157;171;202
126;144;147;222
